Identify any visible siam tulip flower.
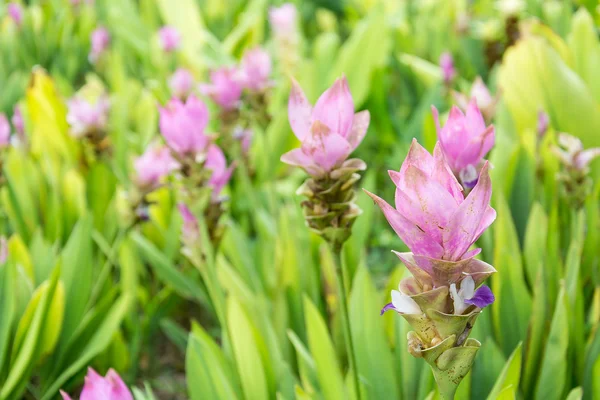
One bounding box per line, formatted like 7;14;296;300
269;3;298;37
432;101;495;189
281;76;370;177
89;27;110;64
453;77;498;123
60;367;132;400
439;52;456;86
7;3;23;27
168;68;195;100
449;276;494;315
0;114;10;148
66;95;110;138
269;3;300;74
159;95;211;156
553;133;600;173
11;105;24;136
205;144;235;199
158;26;180;52
239;48;272;92
537;109;550;137
200;68;243;110
134;145;179;190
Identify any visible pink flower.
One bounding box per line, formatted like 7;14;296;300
200;67;243;110
66;95;110;138
233;126;253;154
537;109;549;137
178;203;199;242
11;105;24;136
159;95;211;156
553;133;600;172
280;76;370;176
205;144;235;199
432;100;495;187
439;52;456;85
0;114;10;148
60;367;132;400
134;145;179;189
7;3;23;27
239;48;272;92
168;68;195;99
158;26;180;52
452;77;498;123
269;3;298;37
89;27;110;63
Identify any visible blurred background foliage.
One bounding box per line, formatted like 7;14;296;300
0;0;599;399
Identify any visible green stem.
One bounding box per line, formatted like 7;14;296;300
331;243;361;400
432;368;457;400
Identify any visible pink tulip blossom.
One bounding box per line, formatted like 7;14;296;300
281;77;370;177
159;95;211;156
269;4;298;38
168;68;195;99
158;26;180;52
432;100;495;188
89;27;110;63
366;140;496;291
7;3;23;27
0;114;10;148
205;144;235;199
439;52;456;85
134;145;179;189
200;67;243;110
66;95;110;138
60;367;132;400
239;48;272;92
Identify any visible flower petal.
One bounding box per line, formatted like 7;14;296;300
347;110;370;151
312;76;354;137
288;79;312;140
432;143;464;204
392;251;433;287
455;124;495;171
464;285;495;309
301;121;352;172
380;302;396;315
391;289;421;314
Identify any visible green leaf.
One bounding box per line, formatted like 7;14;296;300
0;263;16;378
523;203;548;288
486;342;522;400
567;8;600;103
565;387;583;400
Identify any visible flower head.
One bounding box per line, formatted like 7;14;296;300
168;68;195;99
205;144;235;199
269;4;298;37
7;3;23;27
281;77;370;177
158;26;180;52
239;48;272;92
432;101;495;187
60;367;132;400
439;52;456;85
0;114;10;148
89;27;110;64
134;145;179;189
66;95;110;138
553;133;600;172
200;67;243;110
159;95;211;156
449;276;495;315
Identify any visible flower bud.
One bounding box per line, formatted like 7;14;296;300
158;26;180;52
66;95;110;138
60;367;132;400
134;145;179;190
89;27;110;64
0;114;10;148
205;144;235;200
200;67;243;110
159;96;211;156
439;52;456;86
168;68;195;100
239;48;272;93
7;3;23;27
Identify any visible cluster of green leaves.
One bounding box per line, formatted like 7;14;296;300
0;0;599;399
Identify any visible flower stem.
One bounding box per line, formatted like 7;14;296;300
331;243;361;400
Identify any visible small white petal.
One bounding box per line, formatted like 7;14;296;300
460;275;475;300
391;290;421;315
450;283;467;315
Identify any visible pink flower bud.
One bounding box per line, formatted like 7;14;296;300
168;68;195;100
239;48;272;92
432;100;495;186
89;27;110;64
233;126;253;154
66;95;110;138
158;26;180;52
134;145;179;189
159;95;211;156
269;3;298;37
281;76;370;176
553;133;600;172
0;114;10;148
11;105;24;136
199;67;243;110
469;77;493;112
205;144;235;199
537;109;549;137
439;52;456;85
7;3;23;27
61;367;133;400
178;203;199;243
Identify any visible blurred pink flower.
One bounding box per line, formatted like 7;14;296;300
439;52;456;85
0;114;10;148
168;68;195;99
178;203;199;242
158;26;180;52
281;76;370;176
159;95;211;156
66;95;110;138
553;133;600;172
269;3;298;37
537;109;550;137
60;368;132;400
432;100;495;188
200;67;243;110
233;126;253;154
7;3;23;27
89;27;110;63
11;105;24;136
134;145;179;189
205;144;235;199
239;48;272;92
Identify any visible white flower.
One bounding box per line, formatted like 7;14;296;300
391;287;421;315
449;275;475;315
